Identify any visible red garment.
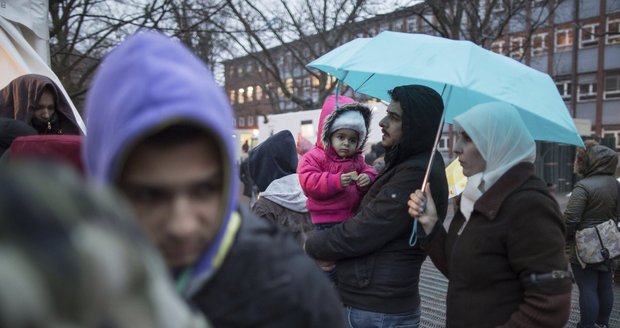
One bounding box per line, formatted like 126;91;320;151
10;135;84;174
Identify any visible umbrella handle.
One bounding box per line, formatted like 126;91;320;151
410;85;451;247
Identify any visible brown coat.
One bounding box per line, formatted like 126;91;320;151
422;162;572;328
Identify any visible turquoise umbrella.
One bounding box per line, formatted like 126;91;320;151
309;31;584;246
308;31;584;148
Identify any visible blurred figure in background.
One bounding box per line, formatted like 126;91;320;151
249;130;313;245
564;140;618;328
0;74;81;135
8;134;84;173
0;117;37;157
83;31;343;328
0;163;208;328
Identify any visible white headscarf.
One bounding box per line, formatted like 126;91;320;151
454;102;536;220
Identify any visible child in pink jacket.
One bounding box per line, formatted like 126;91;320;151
299;96;377;282
299;95;377;228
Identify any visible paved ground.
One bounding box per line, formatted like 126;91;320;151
418;192;620;327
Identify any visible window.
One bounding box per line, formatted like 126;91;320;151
303;77;311;96
422;14;434;34
245;61;252;73
229;90;236;104
510;36;525;59
238;88;245;104
238;116;245;127
531;33;548;56
580;24;599;48
491;40;505;55
555;28;573;51
247;115;254;127
228;65;234;78
394;19;404;32
256;86;262;100
604;74;620;99
602;130;620;149
300;119;314;138
246;86;254;102
407;17;416;32
555;80;572;101
438;136;449;151
607;19;620;44
492;1;504;13
577;82;597;102
236;66;243;76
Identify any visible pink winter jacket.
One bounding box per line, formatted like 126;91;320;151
298;95;377;224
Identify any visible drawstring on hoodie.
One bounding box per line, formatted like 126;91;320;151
175;267;193;293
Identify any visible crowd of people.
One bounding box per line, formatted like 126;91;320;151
0;29;618;328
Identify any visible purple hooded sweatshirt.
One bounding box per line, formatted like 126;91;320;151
83;31;238;296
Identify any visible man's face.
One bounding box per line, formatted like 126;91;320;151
330;128;358;158
379;101;403;148
118;137;224;269
34;90;56;122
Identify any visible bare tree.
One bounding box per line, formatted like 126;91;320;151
49;0;177;111
221;0;376;112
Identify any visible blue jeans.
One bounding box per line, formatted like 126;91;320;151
343;305;421;328
571;264;614;328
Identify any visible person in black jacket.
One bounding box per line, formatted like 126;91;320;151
304;85;449;328
249;130;314;245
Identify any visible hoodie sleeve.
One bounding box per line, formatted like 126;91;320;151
298;149;343;200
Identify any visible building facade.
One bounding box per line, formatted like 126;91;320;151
225;0;620;183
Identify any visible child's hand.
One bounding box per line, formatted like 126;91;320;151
356;173;370;187
316;260;336;272
341;172;356;187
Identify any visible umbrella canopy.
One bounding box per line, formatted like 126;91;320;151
308;31;583;147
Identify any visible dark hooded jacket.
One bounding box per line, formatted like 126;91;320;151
250;130;313;245
0;117;37;156
0;74;81;135
305;85;449;313
249;130;298;193
564;144;619;269
83;31;343;328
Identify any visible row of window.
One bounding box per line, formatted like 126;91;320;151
490;19;620;59
555;73;620;102
230;77;336;105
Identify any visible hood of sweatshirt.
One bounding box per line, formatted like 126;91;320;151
260;174;308;213
82;31;238;294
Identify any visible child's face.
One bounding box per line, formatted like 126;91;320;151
331;128;358;158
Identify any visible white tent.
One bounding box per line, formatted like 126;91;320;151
0;0;86;133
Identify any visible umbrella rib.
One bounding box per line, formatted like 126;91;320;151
354;73;375;93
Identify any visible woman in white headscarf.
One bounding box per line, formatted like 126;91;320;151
407;102;572;328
